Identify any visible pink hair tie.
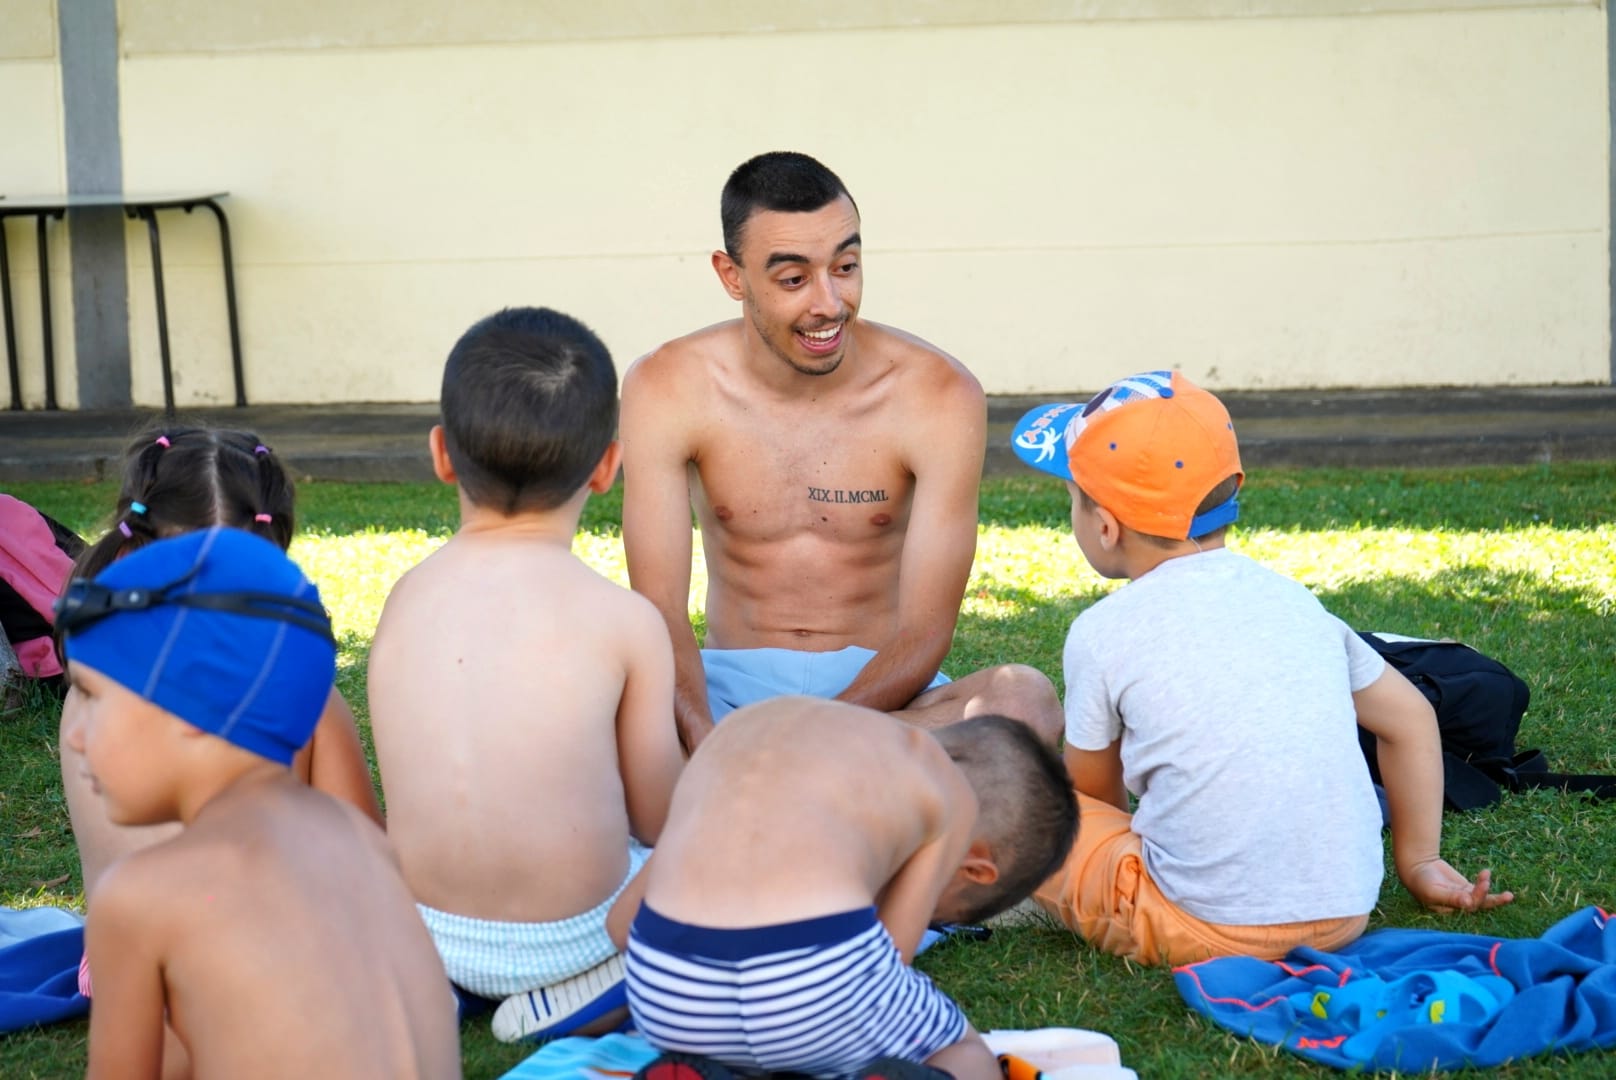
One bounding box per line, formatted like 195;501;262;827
155;435;171;448
254;444;270;456
254;513;273;523
118;522;133;538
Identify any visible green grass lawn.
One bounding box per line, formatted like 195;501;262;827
3;463;1614;1078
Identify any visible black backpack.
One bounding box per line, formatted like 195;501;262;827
1355;632;1616;811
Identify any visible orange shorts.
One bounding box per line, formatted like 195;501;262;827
1033;791;1368;967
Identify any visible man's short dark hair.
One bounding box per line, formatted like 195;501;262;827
935;715;1079;925
721;151;857;261
439;306;617;515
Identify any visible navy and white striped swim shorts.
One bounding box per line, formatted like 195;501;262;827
625;904;967;1079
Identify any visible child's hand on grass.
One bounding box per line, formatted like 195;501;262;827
1402;860;1515;913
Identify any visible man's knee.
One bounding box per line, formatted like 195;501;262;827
970;664;1062;746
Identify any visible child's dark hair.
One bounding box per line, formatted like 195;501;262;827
72;426;296;584
934;715;1080;925
439;306;618;515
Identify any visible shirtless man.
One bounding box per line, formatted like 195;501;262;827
622;151;1062;752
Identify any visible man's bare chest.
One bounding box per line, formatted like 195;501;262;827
690;414;913;544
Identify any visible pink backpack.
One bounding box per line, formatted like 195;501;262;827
0;495;82;685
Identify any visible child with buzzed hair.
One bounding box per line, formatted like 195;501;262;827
59;527;458;1079
610;696;1078;1080
1010;370;1511;968
368;306;683;1042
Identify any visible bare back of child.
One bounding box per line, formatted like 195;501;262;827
633;696;976;954
368;307;681;1034
88;758;456;1079
371;523;675;919
63;528;458;1079
613;696;1077;1080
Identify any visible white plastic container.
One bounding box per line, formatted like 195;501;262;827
983;1028;1138;1080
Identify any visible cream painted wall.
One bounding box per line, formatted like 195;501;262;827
0;1;76;410
0;0;55;60
117;0;1593;52
12;1;1610;404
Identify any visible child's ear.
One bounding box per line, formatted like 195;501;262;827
958;838;1000;887
427;426;457;486
588;440;624;494
711;249;746;301
1094;505;1124;552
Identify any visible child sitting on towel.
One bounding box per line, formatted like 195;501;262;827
369;306;683;1042
609;695;1078;1080
1009;370;1512;968
60;527;459;1079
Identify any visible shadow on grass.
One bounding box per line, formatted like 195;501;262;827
947;581;1093;690
299;482;629;538
0;691;80;905
17;464;1609;543
979;463;1616;533
13;480;626;543
1318;567;1616;773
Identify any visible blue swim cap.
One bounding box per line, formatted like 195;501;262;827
60;527;335;766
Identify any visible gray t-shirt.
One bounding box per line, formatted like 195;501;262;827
1063;548;1387;925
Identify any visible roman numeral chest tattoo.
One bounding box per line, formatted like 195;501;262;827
806;487;889;505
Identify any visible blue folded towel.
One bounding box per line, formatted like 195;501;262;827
0;908;88;1034
1175;905;1616;1072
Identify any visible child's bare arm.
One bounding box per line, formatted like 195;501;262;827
927;1024;1002;1080
1064;740;1127;810
305;688;384;827
876;755;979;963
616;597;683;846
85;862;170;1080
1356;665;1513;912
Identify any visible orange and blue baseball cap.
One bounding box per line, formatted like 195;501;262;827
1010;370;1244;540
57;526;335;765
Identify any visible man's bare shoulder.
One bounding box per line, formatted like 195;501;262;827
624;320;744;396
856;320;984;408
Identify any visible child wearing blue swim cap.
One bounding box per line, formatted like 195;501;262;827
60;528;461;1078
59;426;381;913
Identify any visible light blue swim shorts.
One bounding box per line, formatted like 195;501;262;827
418;840;651;998
702;645;951;722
